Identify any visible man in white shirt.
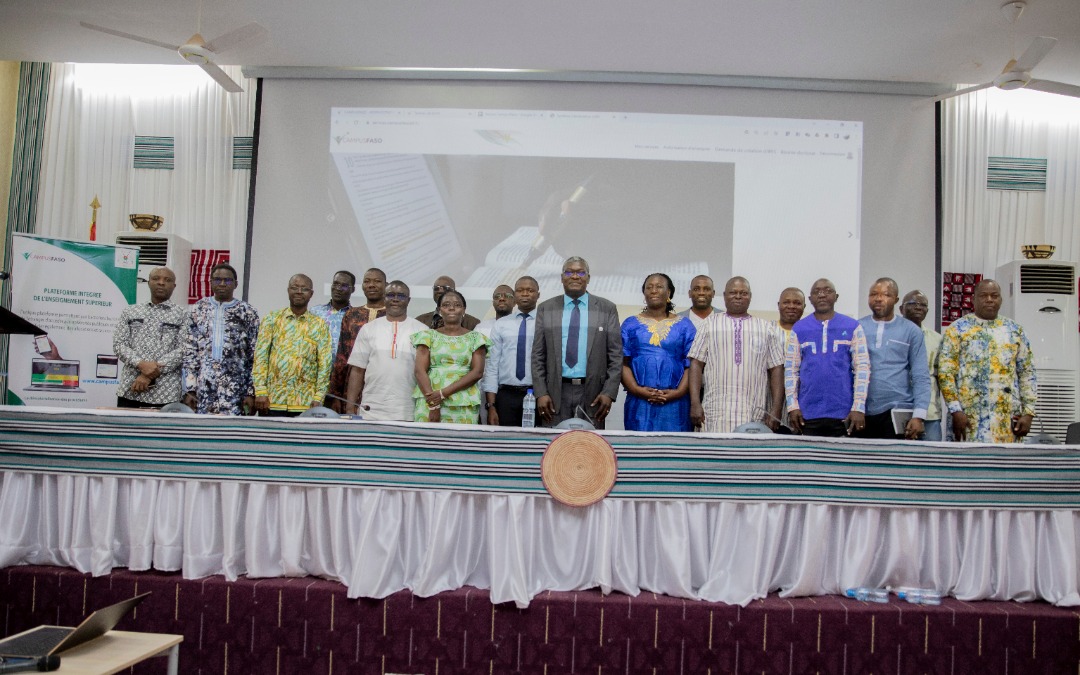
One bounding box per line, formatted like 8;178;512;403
482;276;540;426
343;280;427;421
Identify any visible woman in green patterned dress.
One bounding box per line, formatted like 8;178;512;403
412;289;490;423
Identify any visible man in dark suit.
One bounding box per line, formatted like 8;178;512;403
532;256;622;428
414;275;480;330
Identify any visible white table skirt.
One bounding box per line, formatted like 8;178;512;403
2;471;1077;608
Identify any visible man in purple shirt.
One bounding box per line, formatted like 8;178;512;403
784;278;871;437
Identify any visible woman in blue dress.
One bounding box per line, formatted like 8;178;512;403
620;273;697;431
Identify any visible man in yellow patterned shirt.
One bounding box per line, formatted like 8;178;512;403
938;279;1036;443
252;274;333;416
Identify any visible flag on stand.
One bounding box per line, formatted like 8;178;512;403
89;196;100;242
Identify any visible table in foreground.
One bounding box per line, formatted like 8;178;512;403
1;629;181;675
2;406;1080;608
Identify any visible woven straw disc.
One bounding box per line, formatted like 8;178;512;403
540;430;617;507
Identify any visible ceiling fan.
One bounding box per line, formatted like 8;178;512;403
79;2;267;93
935;0;1080;102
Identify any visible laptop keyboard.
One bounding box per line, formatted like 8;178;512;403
0;626;72;657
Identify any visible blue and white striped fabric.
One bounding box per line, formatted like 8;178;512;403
1;407;1079;509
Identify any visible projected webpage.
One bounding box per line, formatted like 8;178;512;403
329;108;862;315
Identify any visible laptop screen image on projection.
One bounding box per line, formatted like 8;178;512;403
324;108;861;313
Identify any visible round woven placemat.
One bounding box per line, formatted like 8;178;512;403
540;430;617;507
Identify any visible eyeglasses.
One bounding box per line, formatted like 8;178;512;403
385;292;409;301
210;278;236;286
331;283;354;291
904;301;929;308
810;288;836;296
493;292;514;300
288;285;313;293
432;285;453;292
562;270;588;279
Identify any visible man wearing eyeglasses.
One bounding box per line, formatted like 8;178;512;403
900;289;944;440
252;274;333;416
182;263;260;415
532;257;622;428
326;268;388;411
343;281;427;421
310;270;356;356
415;276;480;330
475;285;516;338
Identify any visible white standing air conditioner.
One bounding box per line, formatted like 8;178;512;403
114;232;193;305
996;259;1080;443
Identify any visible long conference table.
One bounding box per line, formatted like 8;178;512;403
1;406;1079;609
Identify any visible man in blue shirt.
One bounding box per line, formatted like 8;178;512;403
785;278;871;437
309;270;355;356
857;278;931;439
481;276;540;426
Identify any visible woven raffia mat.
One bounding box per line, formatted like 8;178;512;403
540;430;618;507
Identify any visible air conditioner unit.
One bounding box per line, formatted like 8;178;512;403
114;232;192;306
997;259;1079;442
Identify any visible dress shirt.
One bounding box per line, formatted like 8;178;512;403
785;313;870;419
921;325;943;422
938;313;1037;444
112;300;188;405
481;311;535;393
309;302;351;355
252;309;333;412
561;293;589;379
182;296;260;415
857;314;931;419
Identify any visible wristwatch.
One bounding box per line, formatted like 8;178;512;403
484;402;494;410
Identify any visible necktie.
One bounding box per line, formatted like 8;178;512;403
516;313;530;380
565;300;581;368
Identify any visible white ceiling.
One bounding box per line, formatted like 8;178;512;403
1;0;1079;91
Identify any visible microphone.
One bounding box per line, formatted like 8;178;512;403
322;392;370;412
0;655;61;673
0;271;10;281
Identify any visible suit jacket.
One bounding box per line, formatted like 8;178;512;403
414;310;480;331
531;293;622;415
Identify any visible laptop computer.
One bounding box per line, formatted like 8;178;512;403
0;592;150;658
24;358;85;394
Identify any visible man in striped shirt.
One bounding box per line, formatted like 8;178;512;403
688;277;784;433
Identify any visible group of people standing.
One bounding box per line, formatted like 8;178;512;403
110;257;1037;443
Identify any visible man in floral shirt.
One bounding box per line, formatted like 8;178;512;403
182;263;260;415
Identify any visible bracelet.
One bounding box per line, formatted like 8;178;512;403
427;403;441;411
439;389;445;400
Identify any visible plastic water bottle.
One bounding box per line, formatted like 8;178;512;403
844;587;889;603
522;389;536;428
896;588;943;605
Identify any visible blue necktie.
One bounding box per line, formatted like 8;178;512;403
566;300;581;368
516;312;529;381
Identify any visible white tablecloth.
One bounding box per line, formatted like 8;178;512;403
2;471;1077;608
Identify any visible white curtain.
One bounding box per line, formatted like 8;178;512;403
34;63;257;287
941;88;1080;274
